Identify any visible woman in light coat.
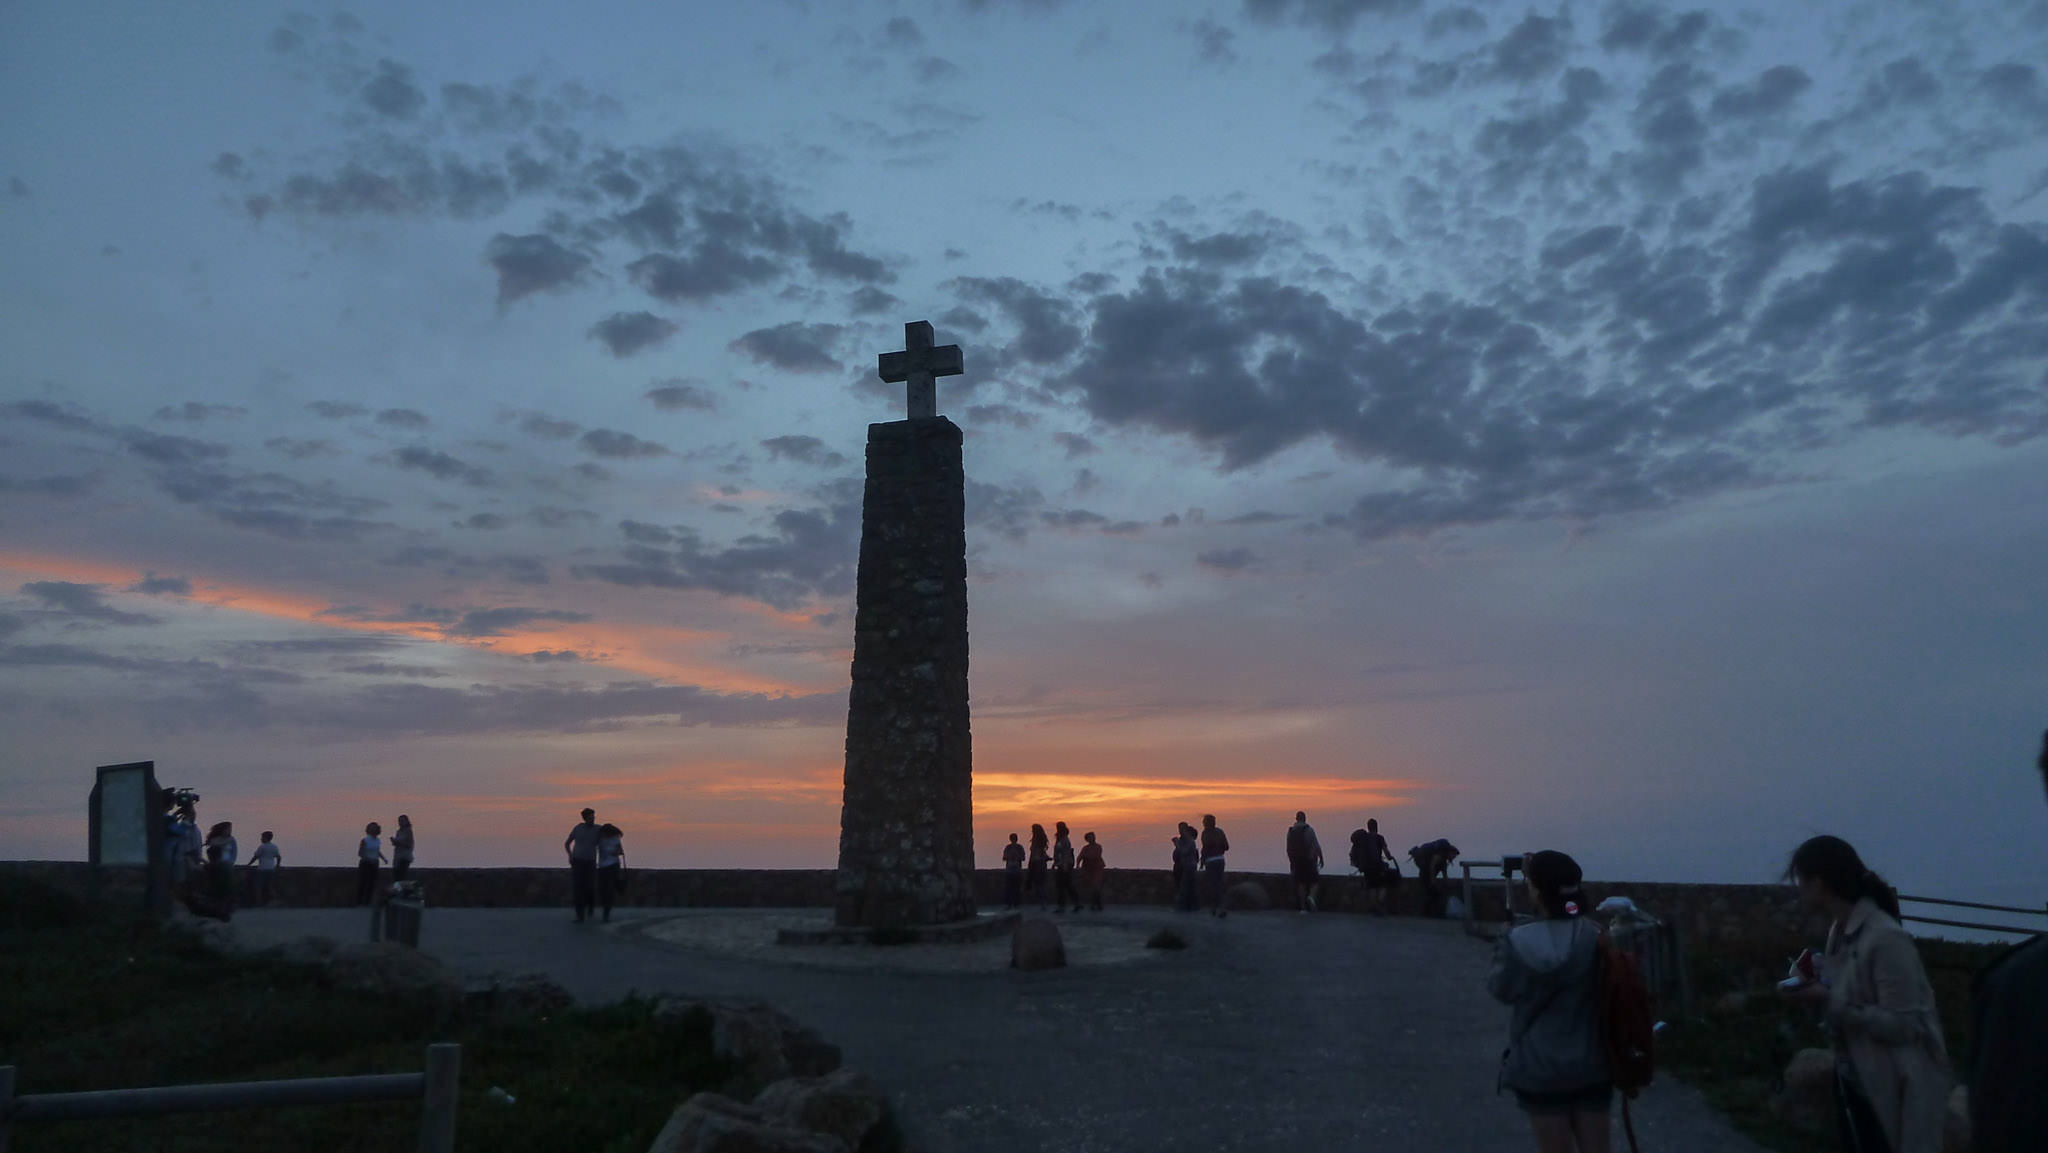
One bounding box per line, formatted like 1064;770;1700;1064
1780;835;1950;1153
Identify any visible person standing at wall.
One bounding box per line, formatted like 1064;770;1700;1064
248;831;281;906
1287;811;1324;913
1002;832;1026;909
355;822;386;906
1052;821;1079;914
1027;824;1051;910
1779;835;1949;1153
1489;849;1611;1153
1174;822;1201;912
203;821;238;917
390;814;415;881
564;807;601;923
1077;831;1106;912
595;823;625;923
1200;814;1231;918
1351;819;1398;915
1969;727;2048;1152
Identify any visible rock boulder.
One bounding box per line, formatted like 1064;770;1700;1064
646;1092;848;1153
654;1000;843;1086
328;941;461;1007
753;1069;886;1150
1771;1047;1835;1132
1010;917;1066;970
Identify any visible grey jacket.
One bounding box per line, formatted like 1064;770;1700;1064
1489;917;1609;1093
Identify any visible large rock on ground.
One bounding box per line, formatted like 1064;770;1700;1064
462;972;574;1019
1771;1048;1835;1132
1225;881;1272;911
647;1092;848;1153
654;1000;842;1086
1011;917;1066;970
753;1069;886;1151
328;941;461;1006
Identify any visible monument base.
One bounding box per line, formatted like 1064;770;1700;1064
777;911;1020;946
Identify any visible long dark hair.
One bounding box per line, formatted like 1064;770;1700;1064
1524;850;1586;919
1030;823;1047;849
1786;835;1901;921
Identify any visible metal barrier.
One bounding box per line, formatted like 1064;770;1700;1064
1459;858;1524;934
0;1043;459;1153
1896;893;2047;937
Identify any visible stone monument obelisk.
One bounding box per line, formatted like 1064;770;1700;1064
832;320;976;928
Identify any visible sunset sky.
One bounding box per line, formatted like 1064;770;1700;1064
4;1;2046;908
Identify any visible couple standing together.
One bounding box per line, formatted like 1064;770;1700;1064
563;808;627;923
1170;814;1230;915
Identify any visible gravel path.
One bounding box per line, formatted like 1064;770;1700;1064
229;905;1765;1153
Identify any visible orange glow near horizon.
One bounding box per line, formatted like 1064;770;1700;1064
0;549;829;695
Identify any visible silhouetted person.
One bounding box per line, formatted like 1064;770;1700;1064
1410;838;1460;918
1078;831;1106;911
1002;833;1026;909
1779;835;1949;1153
1287;810;1323;913
248;830;281;906
595;823;625;922
355;821;386;906
1490;850;1611;1153
1027;823;1050;909
564;807;601;923
1351;819;1398;914
1174;822;1200;912
1969;728;2048;1151
203;821;237;917
390;814;415;881
1200;814;1230;918
1053;821;1079;913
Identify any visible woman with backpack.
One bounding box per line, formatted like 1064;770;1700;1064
1489;849;1611;1152
1779;835;1949;1153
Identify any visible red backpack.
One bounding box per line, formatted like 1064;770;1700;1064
1597;932;1657;1151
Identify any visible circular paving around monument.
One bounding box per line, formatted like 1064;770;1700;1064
618;908;1165;973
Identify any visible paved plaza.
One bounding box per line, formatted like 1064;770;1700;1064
230;905;1766;1153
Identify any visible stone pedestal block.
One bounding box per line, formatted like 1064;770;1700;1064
833;418;975;927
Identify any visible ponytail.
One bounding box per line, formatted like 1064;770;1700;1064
1525;850;1587;919
1788;836;1900;921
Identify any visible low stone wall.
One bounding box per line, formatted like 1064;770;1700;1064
5;860;1824;953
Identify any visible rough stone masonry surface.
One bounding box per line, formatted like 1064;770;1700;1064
834;417;976;929
226;906;1767;1153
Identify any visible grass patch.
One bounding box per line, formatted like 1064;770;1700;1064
1145;928;1187;950
1659;934;2009;1153
1;879;731;1152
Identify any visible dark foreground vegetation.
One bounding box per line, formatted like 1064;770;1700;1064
1;879;729;1152
1660;934;2000;1153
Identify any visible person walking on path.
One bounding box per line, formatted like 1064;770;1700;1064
390;814;415;881
564;807;602;923
595;823;625;922
355;822;386;906
1026;824;1051;909
1199;814;1231;918
1174;822;1200;912
1077;831;1106;911
1488;849;1611;1153
1052;821;1080;913
1002;833;1026;909
1779;835;1950;1153
203;822;238;916
1969;727;2048;1152
1351;819;1398;915
248;830;281;906
1287;811;1324;913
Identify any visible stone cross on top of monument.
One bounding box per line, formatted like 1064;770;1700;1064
877;320;963;420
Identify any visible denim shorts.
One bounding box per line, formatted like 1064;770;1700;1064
1512;1083;1614;1116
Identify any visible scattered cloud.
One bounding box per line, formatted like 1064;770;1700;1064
579;429;670;459
728;322;846;373
760;435;848;469
18;581;161;625
589;311;679;357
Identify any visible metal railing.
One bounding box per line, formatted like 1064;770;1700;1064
1458;858;1523;934
0;1043;459;1153
1896;893;2047;937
